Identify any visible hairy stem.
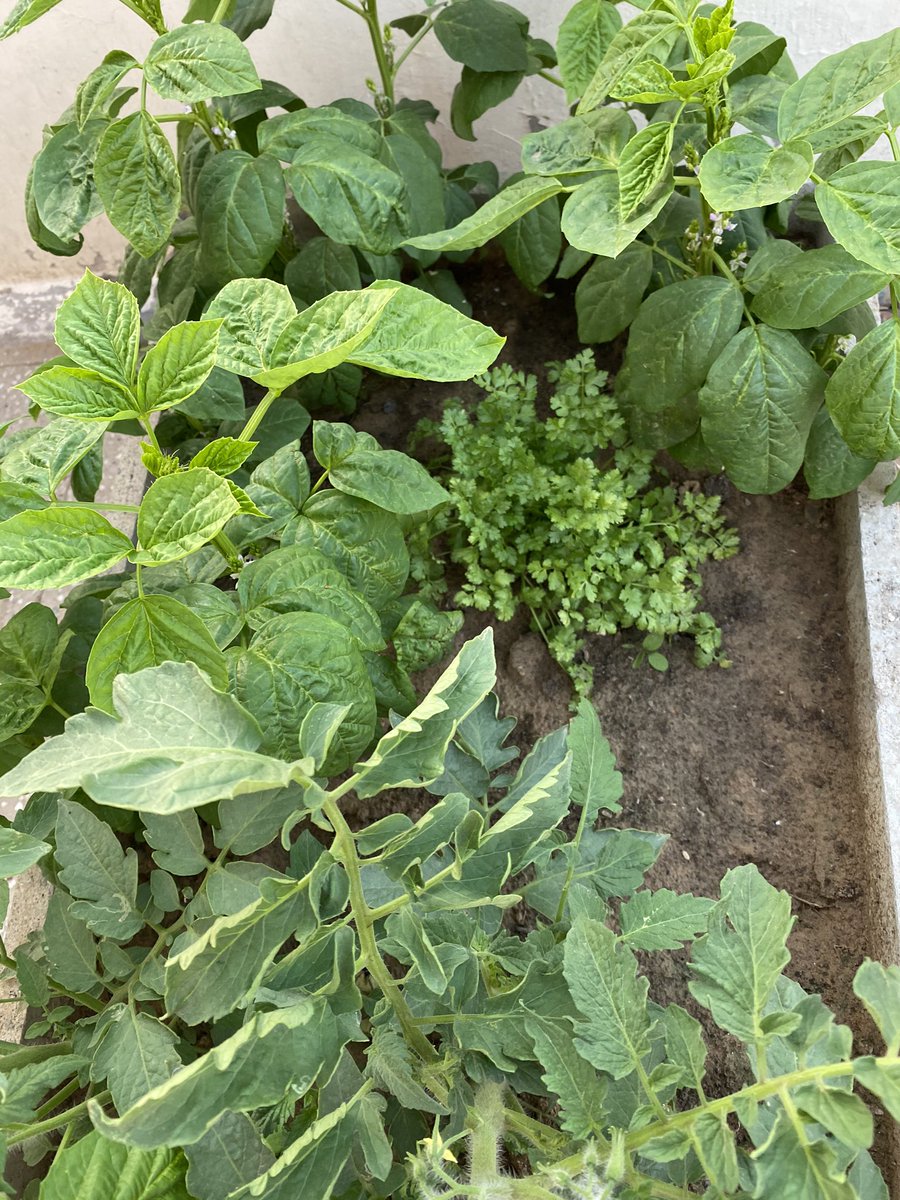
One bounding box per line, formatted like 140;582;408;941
6;1091;109;1148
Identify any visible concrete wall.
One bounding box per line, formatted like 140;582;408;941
0;0;896;283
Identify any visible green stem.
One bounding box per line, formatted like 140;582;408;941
393;15;437;74
887;127;900;162
890;281;899;322
34;1077;79;1121
238;388;282;441
213;531;241;572
673;174;701;187
136;563;145;599
0;1041;71;1073
210;0;232;20
538;69;564;89
6;1091;109;1148
363;0;395;107
652;245;696;277
56;501;141;514
141;417;162;456
322;796;437;1063
155;113;201;125
333;0;365;13
307;469;330;499
48;699;72;721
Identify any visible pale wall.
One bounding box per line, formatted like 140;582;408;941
0;0;896;283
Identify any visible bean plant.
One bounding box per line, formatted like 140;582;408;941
412;0;900;500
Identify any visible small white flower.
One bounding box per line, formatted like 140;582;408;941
225;128;237;141
211;125;222;136
837;334;857;356
182;104;192;114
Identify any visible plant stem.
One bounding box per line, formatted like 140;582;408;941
322;796;437;1062
48;699;72;721
333;0;365;14
538;69;564;89
887;127;900;163
34;1077;79;1121
6;1092;109;1148
392;15;437;74
651;245;697;277
891;281;900;322
362;0;395;107
136;563;145;598
0;1041;71;1072
141;417;162;456
308;470;330;498
239;388;282;441
210;0;232;20
213;531;241;572
56;501;141;514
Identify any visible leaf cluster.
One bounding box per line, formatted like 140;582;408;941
416;350;738;695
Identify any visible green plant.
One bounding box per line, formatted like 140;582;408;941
0;636;897;1197
410;0;900;501
415;351;738;695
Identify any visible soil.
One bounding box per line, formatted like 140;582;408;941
355;256;886;1123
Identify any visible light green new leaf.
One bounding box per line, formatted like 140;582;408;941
576;242;652;344
91;1004;182;1114
95;113;181;257
619;889;713;951
817;161;900;274
700;325;826;493
564;916;652;1080
406;176;565;251
618;122;675;218
778;28;900;141
55;798;142;938
826;321;900;460
0;0;62;39
0;826;50;877
43;889;100;993
525;1014;606;1140
689;863;793;1044
348;280;504;381
189;437;256;477
803;407;876;500
39;1131;189;1200
561;169;673;257
74;50;139;129
568;699;623;821
55;269;140;387
144;22;260;101
90;1000;342;1148
136;320;222;416
0;661;295;814
16;366;136;422
196;150;285;290
751;244;888;330
698;134;813;210
185;1113;275;1200
556;0;623;103
0;417;106;495
353;629;496;798
134;468;240;566
206;277;298;377
853;960;900;1054
0;507;132;589
86;594;228;713
577;10;681;114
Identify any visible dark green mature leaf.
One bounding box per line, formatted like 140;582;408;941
285;237;361;305
406;176;565;251
803;407;876;500
55;269;140;388
619;889;713;950
450;67;524;142
133;469;240;566
90;1000;343;1148
778;28;900;141
817;162;900;274
498;197;562;290
32;120;106;242
0;602;67;741
751;1108;853;1199
564;916;652;1080
699;326;826;493
142;809;208;875
619;122;675;218
689;863;793;1044
556;0;623;102
43;889;101;993
751;244;888;329
698;134;813;210
55;798;142;938
91;1005;182;1113
576;242;652;344
794;1084;874;1151
393;599;463;675
86;594;228;712
196;150;285;290
185;1113;275;1200
258;105;380;161
39;1132;189;1200
143;22;260;101
0;662;295;814
96;113;181;257
826;321;900;460
0;508;133;589
525;1014;606;1140
621;277;743;412
568;699;623;820
433;0;529;72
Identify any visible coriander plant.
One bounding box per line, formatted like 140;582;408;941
415;351;738;694
411;1;900;500
0;636;897;1197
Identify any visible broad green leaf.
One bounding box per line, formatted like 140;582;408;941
257;105;381;162
90;1000;342;1148
698;134;813;210
618;122;675;217
751;1109;855;1200
0;0;62;39
689;863;793;1044
523;827;663;919
449;66;524;143
348;280;504;381
561;169;673;257
134;468;240;566
0;601;67;740
143;22;260;101
31;120;105;242
825;321;900;459
285;137;408;256
577;10;681;114
196;150;285;290
778;28;900;141
567;698;623;820
803;407;876;500
298;702;353;769
285;491;409;609
136;320;222;416
0;507;132;588
206;277;298;378
522;108;634;177
619;889;713;950
189;437;256;476
621;277;743;411
433;0;528;72
315;421;448;513
699;326;826;493
39;1131;189;1200
393;598;463;675
95;113;181;257
556;0;623;102
576;242;652;344
142;809;208;875
853;960;900;1053
91;1004;181;1113
74;50;139;129
854;1058;900;1123
406;177;565;251
43;889;100;993
692;1113;739;1193
0;661;295;814
353;629;496;798
215;785;304;855
379;792;469;879
285;237;361;305
366;1025;448;1115
185;1113;275;1200
751;244;888;329
231;611;377;773
0;826;50;877
525;1014;606;1139
179;365;245;423
794;1084;874;1151
165;876;312;1023
55;269;140;387
17;366;136;422
382;906;448;995
0;481;47;521
663;1003;707;1093
55;798;142;938
0;416;106;495
86;594;228;712
0;1056;83;1125
498;197;562;291
564;916;651;1080
817;162;900;274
